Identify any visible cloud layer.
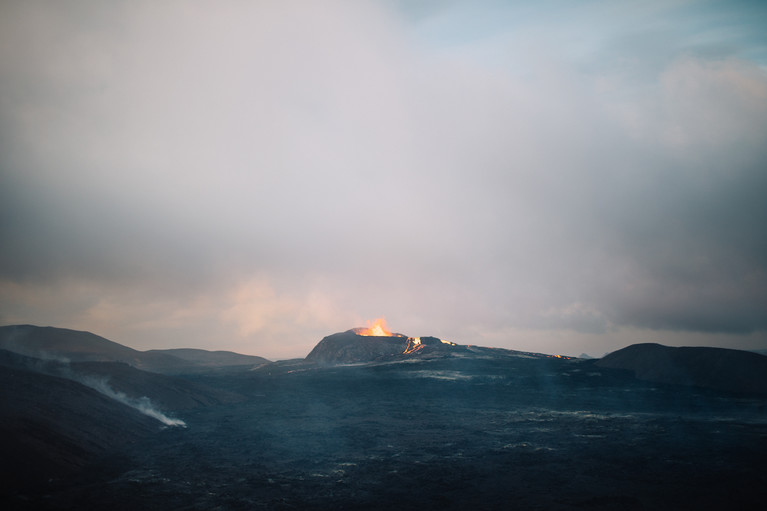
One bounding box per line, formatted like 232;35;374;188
1;0;766;358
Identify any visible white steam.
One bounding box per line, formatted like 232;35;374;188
77;375;187;428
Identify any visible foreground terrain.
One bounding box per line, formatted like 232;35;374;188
2;326;766;510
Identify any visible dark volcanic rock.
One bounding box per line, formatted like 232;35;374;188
596;343;767;394
305;331;410;364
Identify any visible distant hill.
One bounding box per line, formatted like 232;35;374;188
146;348;269;368
595;343;767;395
0;325;269;373
0;324;186;371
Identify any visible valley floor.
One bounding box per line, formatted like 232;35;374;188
7;357;767;510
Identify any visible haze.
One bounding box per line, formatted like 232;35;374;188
1;0;766;359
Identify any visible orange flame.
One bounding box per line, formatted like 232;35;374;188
357;317;393;337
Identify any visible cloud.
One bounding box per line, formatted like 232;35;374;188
1;0;766;357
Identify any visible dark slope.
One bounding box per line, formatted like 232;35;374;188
69;361;244;410
0;364;160;496
596;343;767;394
0;349;243;412
0;325;268;374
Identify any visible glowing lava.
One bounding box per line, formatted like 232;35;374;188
403;337;423;355
356;317;396;337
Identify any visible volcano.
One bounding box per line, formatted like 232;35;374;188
304;328;556;365
305;316;475;364
305;330;459;364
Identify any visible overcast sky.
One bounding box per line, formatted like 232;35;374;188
1;0;766;359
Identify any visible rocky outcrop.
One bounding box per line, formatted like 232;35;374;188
305;331;410;364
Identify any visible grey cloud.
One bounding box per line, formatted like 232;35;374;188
1;0;766;357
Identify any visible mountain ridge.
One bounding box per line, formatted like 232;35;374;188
4;324;766;396
0;324;270;373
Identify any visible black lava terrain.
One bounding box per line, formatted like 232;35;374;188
2;326;766;510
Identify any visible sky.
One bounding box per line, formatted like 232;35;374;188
1;0;766;359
